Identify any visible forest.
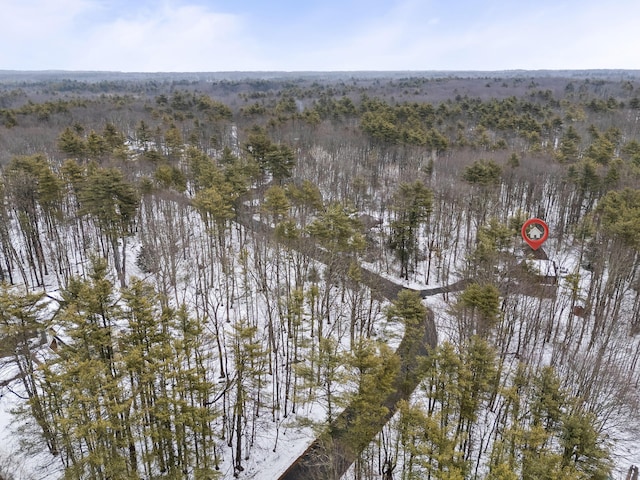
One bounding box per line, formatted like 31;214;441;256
0;70;640;480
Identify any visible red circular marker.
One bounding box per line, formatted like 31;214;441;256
521;218;549;250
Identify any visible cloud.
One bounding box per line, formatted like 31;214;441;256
292;0;640;71
0;0;96;69
2;0;264;71
1;0;92;38
71;2;265;71
285;1;454;70
2;0;639;71
464;1;640;70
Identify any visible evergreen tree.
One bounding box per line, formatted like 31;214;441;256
4;155;62;286
262;185;291;223
342;340;399;456
462;159;502;186
164;124;184;162
229;317;268;475
86;129;109;159
389;181;433;280
596;187;640;249
41;260;133;479
0;284;58;456
78;165;140;287
58;126;87;159
385;290;428;391
29;266;223;478
455;283;501;339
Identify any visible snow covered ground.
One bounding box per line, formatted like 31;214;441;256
0;202;396;479
1;190;639;479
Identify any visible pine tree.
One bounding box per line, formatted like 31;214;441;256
286;179;323;229
389;181;433;280
3;155;62;286
244;127;296;183
58;126;87;159
385;290;428;391
0;284;58;456
262;185;291;223
164;124;184;162
41;260;133;479
307;203;365;325
29;267;224;478
86;130;109;159
342;339;399;468
78;165;140;287
265;144;296;183
229;317;268;475
462;159;502;186
455;283;501;339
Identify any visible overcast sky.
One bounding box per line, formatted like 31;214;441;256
3;0;639;72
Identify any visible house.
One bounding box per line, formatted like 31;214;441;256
357;214;383;231
522;258;558;285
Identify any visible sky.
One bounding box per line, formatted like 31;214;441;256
2;0;640;72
